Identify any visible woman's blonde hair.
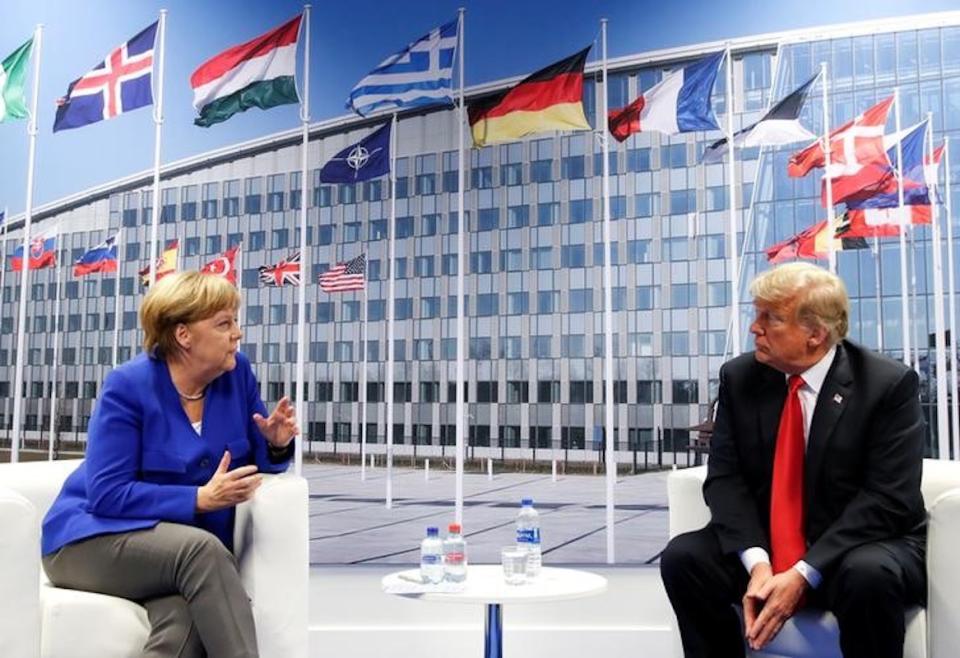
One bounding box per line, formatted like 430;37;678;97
140;271;240;358
749;262;849;344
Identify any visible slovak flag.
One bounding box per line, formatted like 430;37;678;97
12;231;56;271
200;245;239;286
53;21;157;132
74;233;119;276
608;51;723;141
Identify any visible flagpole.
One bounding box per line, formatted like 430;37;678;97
454;6;466;525
11;24;43;463
926;113;950;458
294;4;311;476
945;138;959;459
237;244;245;328
818;62;837;274
47;256;64;461
112;230;123;367
725;44;740;356
599;18;617;564
147;11;166;289
873;236;883;350
890;88;911;368
0;212;7;444
360;282;368;481
385;111;398;509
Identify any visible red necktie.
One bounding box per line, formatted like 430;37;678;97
770;375;806;574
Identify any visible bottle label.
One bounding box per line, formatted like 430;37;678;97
445;552;465;563
517;528;541;545
421;554;442;565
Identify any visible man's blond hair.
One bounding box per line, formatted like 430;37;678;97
140;271;240;358
749;262;849;345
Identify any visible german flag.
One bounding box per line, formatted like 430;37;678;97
468;47;591;148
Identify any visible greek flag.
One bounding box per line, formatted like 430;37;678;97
347;17;458;117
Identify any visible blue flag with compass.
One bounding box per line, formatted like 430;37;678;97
319;121;391;183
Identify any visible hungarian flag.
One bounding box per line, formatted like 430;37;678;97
468;47;591;148
139;239;178;286
766;215;868;263
200;245;239;285
190;14;301;127
0;37;33;122
259;251;300;287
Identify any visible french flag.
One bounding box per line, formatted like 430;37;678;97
74;233;119;277
11;232;56;271
608;51;723;141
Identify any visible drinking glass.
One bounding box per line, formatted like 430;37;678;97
501;546;528;585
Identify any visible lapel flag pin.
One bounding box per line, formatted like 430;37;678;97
833;393;843;405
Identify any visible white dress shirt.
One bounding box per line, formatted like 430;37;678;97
739;345;837;588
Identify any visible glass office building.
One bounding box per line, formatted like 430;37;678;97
2;11;959;461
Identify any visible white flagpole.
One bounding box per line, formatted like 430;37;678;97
725;45;740;356
820;62;837;274
455;6;466;525
11;24;43;463
894;89;911;367
927;114;950;458
47;256;64;460
112;230;123;367
874;236;883;350
294;5;311;476
385;111;398;509
236;244;244;327
147;11;166;288
360;281;368;481
945;138;959;459
600;19;616;565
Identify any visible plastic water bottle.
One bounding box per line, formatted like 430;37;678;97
420;527;444;584
443;523;468;583
516;498;542;577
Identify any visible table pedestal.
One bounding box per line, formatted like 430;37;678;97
484;603;502;658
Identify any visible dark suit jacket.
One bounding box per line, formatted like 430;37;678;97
703;340;926;574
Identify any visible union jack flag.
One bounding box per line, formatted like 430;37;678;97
319;253;365;293
259;252;301;287
53;21;157;132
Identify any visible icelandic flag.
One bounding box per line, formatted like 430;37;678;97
53;21;157;132
608;51;723;140
319;122;391;183
702;73;819;163
12;231;56;271
347;17;458;117
74;233;119;276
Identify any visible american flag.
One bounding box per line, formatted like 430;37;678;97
259;252;301;287
319;253;366;293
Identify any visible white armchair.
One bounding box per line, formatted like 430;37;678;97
667;458;960;658
0;459;309;658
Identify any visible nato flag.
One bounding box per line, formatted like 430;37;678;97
319;122;391;184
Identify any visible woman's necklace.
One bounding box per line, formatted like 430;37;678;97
177;387;206;401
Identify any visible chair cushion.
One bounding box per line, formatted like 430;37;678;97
747;606;927;658
40;584;149;658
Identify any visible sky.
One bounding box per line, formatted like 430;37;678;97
1;0;958;216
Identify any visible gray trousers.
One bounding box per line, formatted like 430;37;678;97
42;522;258;658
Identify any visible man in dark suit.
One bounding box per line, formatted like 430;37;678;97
660;262;927;658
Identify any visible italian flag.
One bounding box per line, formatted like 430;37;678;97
0;38;33;123
190;15;301;127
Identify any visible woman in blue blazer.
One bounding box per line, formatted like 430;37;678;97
42;271;298;658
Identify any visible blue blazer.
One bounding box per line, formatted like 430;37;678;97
42;350;292;556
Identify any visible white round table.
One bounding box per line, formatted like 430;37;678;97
382;565;607;658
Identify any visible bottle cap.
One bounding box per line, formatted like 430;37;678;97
426;527;439;536
448;523;462;533
521;498;533;506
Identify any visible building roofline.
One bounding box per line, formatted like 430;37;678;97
10;10;960;230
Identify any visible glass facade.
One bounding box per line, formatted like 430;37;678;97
1;18;958;463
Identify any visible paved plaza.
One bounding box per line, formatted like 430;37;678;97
304;460;672;566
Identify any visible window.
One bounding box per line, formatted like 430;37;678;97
664;143;687;168
672;380;699;404
627;147;651;172
477;381;498;403
569;199;592;223
476;293;499;317
500;249;523;272
531;247;553;270
421;296;441;319
561;245;586;268
568;288;593;313
477;208;499;231
395;216;414;239
223;179;240;216
469;337;492;359
537;380;560;402
671;283;697;308
267;173;285;212
531;336;552;359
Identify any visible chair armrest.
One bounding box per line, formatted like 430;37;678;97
927;488;960;658
234;473;309;658
667;466;710;538
0;487;41;658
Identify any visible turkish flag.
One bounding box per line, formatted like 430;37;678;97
200;245;239;286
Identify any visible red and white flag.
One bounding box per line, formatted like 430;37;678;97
788;97;894;206
200;245;239;285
